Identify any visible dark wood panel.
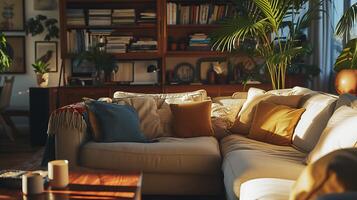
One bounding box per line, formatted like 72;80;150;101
58;87;111;106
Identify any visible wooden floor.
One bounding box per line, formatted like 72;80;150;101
0;128;226;200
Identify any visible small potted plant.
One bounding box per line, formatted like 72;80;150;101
32;60;50;87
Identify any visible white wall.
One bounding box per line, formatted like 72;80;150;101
3;0;61;108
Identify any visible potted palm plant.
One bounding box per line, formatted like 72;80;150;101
77;45;118;84
0;33;11;73
334;2;357;95
32;60;50;87
211;0;322;89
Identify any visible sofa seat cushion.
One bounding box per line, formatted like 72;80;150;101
223;150;305;200
221;134;306;161
240;178;295;200
221;135;306;199
80;136;221;175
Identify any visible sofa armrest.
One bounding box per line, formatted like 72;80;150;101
47;103;88;168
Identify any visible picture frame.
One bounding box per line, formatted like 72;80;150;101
113;62;134;83
0;0;25;31
34;0;58;11
1;36;26;74
196;57;228;83
35;41;58;73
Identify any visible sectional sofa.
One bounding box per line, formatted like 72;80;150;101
47;86;356;200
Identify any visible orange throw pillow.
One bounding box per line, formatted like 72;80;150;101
229;94;303;135
248;102;305;146
170;101;214;138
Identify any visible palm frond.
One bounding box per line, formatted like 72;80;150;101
253;0;290;31
336;2;357;36
211;16;269;52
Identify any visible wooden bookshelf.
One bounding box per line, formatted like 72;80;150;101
59;0;272;94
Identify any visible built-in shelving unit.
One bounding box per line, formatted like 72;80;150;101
59;0;272;94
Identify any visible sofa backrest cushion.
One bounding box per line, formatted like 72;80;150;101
306;94;357;163
113;89;208;106
85;100;149;143
290;148;357;200
292;92;337;152
170;100;214;138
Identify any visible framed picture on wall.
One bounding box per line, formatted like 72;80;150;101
1;36;26;74
35;41;58;73
34;0;58;11
0;0;25;31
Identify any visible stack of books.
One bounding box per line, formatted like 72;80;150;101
106;36;134;53
130;38;157;52
89;29;112;47
188;33;211;51
112;9;136;25
167;3;236;25
138;11;156;24
88;9;112;26
66;9;85;26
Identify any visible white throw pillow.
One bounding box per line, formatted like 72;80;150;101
307;100;357;163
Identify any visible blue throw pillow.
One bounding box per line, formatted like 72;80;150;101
86;100;149;143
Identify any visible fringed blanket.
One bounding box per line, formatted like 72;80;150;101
42;102;88;166
47;102;87;136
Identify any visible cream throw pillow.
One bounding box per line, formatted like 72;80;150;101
307;103;357;163
113;97;168;139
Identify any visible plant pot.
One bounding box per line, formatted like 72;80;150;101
335;69;357;95
36;73;49;87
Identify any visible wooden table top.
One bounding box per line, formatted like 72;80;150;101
0;170;142;200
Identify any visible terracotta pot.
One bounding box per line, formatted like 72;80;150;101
36;73;49;88
335;69;357;95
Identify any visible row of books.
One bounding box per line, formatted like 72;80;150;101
88;9;112;26
67;30;157;54
167;3;235;25
187;33;211;51
66;9;157;26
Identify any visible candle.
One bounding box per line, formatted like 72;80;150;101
48;160;69;188
22;172;44;195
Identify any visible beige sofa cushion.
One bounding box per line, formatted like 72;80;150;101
80;136;221;175
113;97;167;139
292;92;337;152
307;95;357;163
240;178;295;200
221;135;306;199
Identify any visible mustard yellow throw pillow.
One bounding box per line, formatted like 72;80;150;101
170;101;214;138
229;94;303;135
290;148;357;200
248;102;305;146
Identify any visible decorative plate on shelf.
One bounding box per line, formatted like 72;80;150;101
174;62;195;84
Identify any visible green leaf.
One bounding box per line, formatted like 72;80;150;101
334;38;357;71
336;3;357;36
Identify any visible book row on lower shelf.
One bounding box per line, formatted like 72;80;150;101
67;30;158;54
67;9;156;26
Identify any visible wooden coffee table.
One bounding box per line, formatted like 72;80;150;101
0;170;142;200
